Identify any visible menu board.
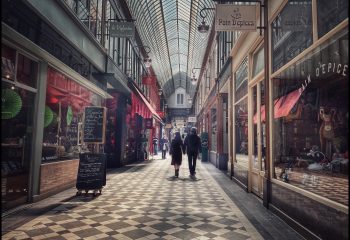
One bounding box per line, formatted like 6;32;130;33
83;107;106;143
76;153;106;190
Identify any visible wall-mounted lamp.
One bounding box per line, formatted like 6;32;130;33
188;97;193;104
144;57;152;68
158;88;163;96
197;7;215;33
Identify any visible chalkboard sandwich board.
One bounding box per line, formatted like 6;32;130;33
83;106;106;144
76;153;106;194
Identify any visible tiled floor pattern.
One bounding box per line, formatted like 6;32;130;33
3;156;264;240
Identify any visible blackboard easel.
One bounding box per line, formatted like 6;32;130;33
76;106;107;196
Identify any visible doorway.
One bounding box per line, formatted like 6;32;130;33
249;81;266;198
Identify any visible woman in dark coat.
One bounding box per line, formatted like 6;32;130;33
169;132;185;178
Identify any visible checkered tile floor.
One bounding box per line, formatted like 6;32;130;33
3;155;263;240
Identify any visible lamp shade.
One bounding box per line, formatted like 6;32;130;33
1;89;22;120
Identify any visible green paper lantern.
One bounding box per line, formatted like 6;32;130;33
66;105;73;126
1;89;23;120
49;110;58;128
44;106;53;128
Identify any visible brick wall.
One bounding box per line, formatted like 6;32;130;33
40;159;79;194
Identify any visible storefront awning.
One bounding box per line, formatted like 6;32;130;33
254;88;301;123
128;80;164;125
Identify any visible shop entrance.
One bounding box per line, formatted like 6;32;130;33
249;81;266;198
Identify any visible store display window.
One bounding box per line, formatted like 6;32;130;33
211;108;217;151
252;46;264;78
41;67;104;162
234;57;248;166
271;0;312;73
1;44;37;210
317;0;348;38
235;57;248;102
272;29;348;206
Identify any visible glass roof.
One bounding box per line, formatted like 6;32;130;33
126;0;215;98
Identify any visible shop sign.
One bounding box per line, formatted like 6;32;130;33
168;108;191;116
145;118;153;129
215;4;257;31
188;116;197;123
299;62;348;95
109;22;135;38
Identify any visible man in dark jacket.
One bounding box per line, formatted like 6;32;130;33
183;127;201;178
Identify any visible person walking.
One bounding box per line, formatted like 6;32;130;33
160;135;169;159
169;132;185;178
183;127;201;178
152;136;158;155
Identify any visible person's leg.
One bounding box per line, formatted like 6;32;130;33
192;154;198;175
188;154;193;175
175;164;179;177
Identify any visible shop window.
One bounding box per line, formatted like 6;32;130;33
16;53;38;88
235;97;248;165
2;82;36;210
317;0;348;38
211;108;217;152
252;46;264;78
1;45;16;81
271;0;312;73
42;67;104;162
235;57;248;102
272;29;348;206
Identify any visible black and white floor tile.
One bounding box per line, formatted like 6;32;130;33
3;155;263;240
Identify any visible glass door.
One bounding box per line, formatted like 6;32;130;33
250;81;266;197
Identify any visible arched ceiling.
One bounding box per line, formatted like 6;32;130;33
125;0;215;98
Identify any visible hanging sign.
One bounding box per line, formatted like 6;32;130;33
215;4;257;31
109;22;135;38
188;116;197;123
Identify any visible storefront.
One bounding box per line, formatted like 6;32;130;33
229;0;348;238
269;1;348;237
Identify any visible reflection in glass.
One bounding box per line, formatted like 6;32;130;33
271;0;312;72
272;30;348;206
1;82;35;210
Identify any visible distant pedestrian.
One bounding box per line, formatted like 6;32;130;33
169;132;185;178
160;135;169;159
183;127;201;178
153;136;158;155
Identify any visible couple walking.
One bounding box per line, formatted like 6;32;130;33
169;127;201;178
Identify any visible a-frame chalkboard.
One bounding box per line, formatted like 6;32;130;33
76;153;106;193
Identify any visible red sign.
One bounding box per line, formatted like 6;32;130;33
142;75;156;85
156;111;164;118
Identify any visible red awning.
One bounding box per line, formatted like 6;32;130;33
130;81;164;124
254;88;302;123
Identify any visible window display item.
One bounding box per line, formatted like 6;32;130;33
1;89;22;119
319;106;336;153
66;105;73;126
44;105;54;128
